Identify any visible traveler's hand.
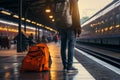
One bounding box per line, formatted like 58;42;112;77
76;33;80;37
75;28;81;37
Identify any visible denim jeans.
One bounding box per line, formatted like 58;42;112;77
60;28;76;68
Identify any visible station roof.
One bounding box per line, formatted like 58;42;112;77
0;0;63;30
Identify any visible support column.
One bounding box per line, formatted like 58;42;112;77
37;28;40;43
24;8;29;32
35;27;38;42
17;0;22;52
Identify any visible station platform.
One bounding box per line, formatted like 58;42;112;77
0;42;95;80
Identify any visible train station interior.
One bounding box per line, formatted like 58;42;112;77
0;0;120;80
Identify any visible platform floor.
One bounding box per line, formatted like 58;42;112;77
0;42;95;80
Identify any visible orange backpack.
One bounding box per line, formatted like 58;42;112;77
21;43;51;72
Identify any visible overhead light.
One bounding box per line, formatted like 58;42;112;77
39;24;42;26
52;19;55;22
21;18;25;20
1;10;11;15
26;19;31;22
31;21;36;24
13;15;19;18
49;15;53;18
45;9;51;13
45;7;51;13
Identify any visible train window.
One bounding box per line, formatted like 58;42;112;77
104;19;108;28
102;21;104;24
109;17;114;27
100;20;103;28
115;14;120;25
105;19;108;22
115;14;120;27
116;14;119;18
110;17;113;20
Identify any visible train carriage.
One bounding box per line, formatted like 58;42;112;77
78;0;120;45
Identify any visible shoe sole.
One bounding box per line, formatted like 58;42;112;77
67;70;78;73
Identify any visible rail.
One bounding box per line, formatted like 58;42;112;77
75;44;120;68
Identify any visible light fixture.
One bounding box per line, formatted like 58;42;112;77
45;7;51;13
49;15;53;18
31;21;36;24
26;19;31;22
45;9;51;13
13;15;19;18
1;10;11;15
21;18;25;20
52;19;55;22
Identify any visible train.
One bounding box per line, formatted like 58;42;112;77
0;19;56;49
0;19;36;40
77;0;120;45
0;20;37;49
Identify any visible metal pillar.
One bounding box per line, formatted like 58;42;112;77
35;27;38;42
24;18;26;32
37;28;40;42
17;0;22;52
24;8;29;32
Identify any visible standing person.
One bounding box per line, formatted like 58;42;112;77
0;33;2;49
41;35;48;43
54;0;81;72
28;33;34;46
54;33;59;43
14;32;28;52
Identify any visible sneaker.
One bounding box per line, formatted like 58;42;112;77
67;67;78;73
63;67;67;71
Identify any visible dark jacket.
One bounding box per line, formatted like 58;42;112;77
70;0;81;35
55;0;81;36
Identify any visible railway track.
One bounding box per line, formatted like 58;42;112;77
77;42;120;53
75;44;120;68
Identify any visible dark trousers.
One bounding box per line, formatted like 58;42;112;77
60;28;76;68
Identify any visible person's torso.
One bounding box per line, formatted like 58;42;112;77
55;0;72;29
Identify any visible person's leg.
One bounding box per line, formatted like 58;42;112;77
67;29;76;69
60;31;67;69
